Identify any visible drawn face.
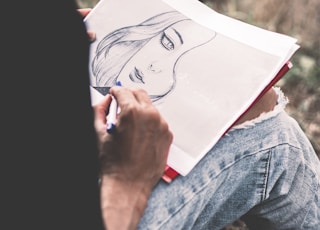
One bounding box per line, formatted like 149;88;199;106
117;20;216;97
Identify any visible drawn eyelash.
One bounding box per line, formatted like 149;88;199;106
160;32;174;51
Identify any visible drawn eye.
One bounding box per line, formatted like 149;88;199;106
160;33;174;51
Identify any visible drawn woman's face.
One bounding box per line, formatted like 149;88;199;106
117;20;215;97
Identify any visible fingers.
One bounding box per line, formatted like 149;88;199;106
110;87;152;107
96;85;173;183
77;8;92;18
93;94;112;130
99;86;171;142
87;31;96;42
109;87;140;108
132;88;153;106
77;8;96;42
93;87;147;133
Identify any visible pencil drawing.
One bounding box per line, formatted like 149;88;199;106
91;11;216;102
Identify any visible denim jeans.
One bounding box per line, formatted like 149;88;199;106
138;88;320;229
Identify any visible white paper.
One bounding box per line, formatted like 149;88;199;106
85;0;299;176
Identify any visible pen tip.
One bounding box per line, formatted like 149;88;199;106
107;124;116;134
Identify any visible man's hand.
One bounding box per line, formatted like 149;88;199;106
78;8;91;17
77;8;96;42
93;86;173;230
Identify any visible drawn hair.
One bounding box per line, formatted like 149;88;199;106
91;11;215;102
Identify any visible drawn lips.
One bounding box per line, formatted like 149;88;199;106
129;67;145;84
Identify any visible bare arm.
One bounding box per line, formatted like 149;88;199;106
93;87;173;230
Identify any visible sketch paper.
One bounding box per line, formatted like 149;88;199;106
85;0;299;176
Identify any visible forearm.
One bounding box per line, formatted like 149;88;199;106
100;175;152;230
94;87;172;229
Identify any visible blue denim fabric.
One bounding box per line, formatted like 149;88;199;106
138;109;320;229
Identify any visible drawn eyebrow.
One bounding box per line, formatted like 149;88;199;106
173;28;183;44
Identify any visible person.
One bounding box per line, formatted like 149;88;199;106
89;11;216;102
84;3;320;228
91;3;318;229
1;1;172;230
4;1;318;230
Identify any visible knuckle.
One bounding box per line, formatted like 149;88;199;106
134;88;148;95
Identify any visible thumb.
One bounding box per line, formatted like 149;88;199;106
93;94;112;129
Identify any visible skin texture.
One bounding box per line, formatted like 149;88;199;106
78;8;96;41
93;86;173;230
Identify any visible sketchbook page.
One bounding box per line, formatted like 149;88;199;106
84;0;299;176
163;0;300;83
163;0;298;57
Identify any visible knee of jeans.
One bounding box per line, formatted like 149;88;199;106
230;87;288;130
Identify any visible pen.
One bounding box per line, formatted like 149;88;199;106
106;81;122;133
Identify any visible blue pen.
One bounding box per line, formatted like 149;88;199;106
106;81;122;133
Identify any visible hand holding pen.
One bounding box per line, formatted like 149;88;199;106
92;85;173;178
92;85;173;230
106;81;122;133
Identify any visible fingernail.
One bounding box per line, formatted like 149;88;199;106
87;31;96;42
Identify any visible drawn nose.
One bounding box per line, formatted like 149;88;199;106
148;62;162;73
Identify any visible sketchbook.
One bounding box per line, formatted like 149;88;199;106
85;0;299;181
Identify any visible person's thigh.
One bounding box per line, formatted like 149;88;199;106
138;110;320;229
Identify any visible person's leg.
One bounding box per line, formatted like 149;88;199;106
240;113;320;229
138;88;320;229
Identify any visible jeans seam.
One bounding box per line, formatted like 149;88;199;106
261;149;272;201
